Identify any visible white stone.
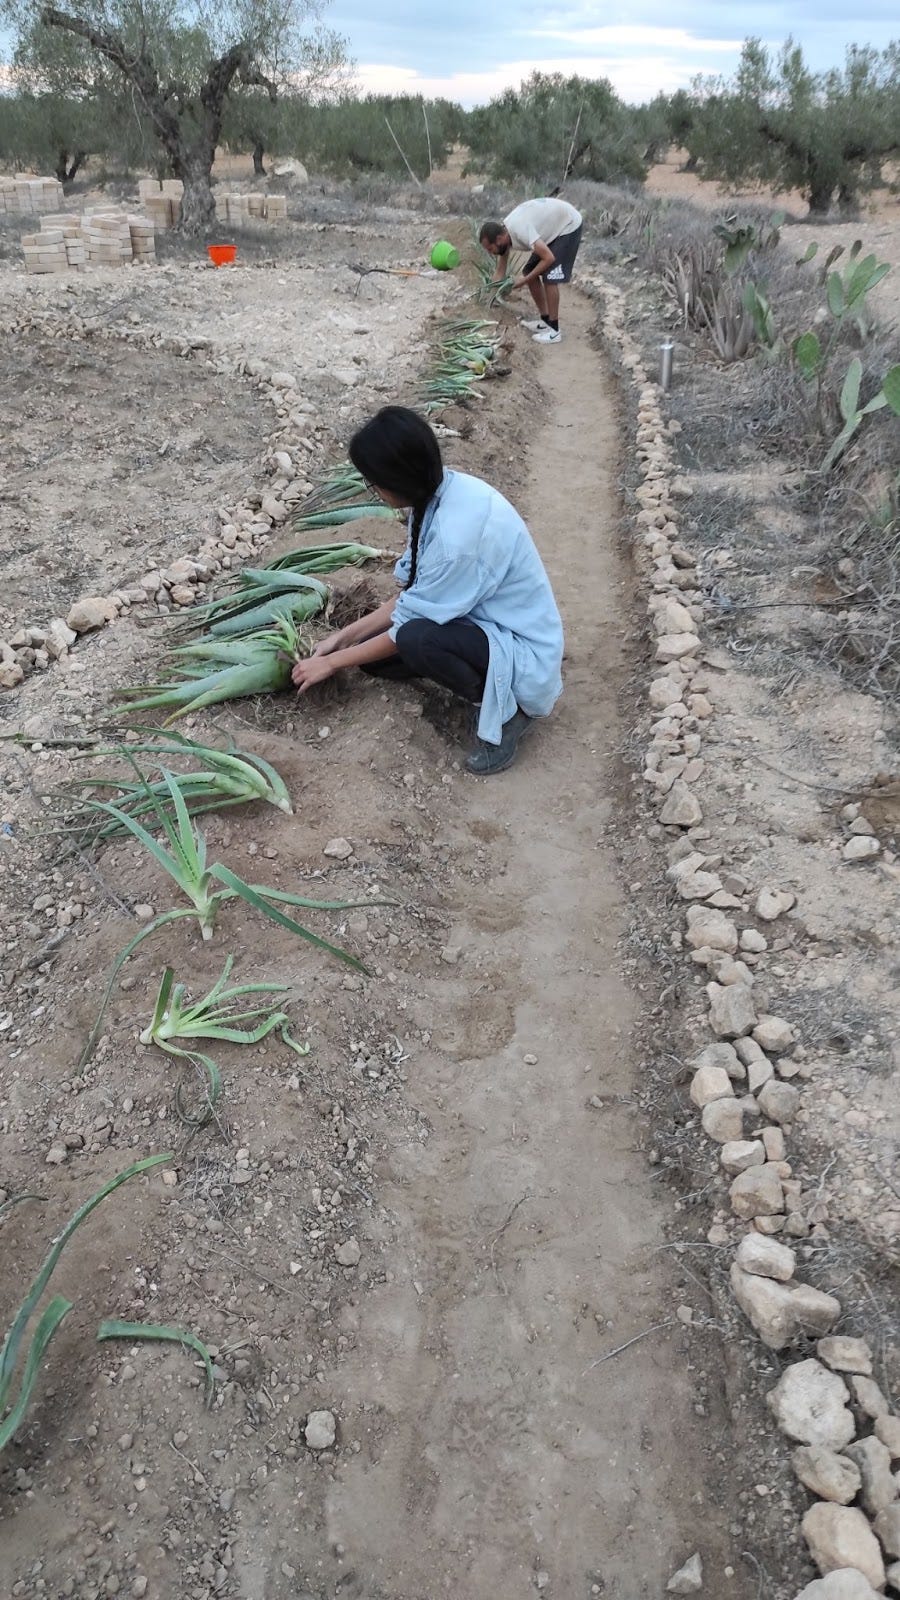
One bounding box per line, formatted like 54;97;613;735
45;617;77;659
686;913;738;953
690;1041;743;1081
736;1232;796;1281
66;595;118;632
701;1098;745;1142
756;886;796;921
305;1410;336;1450
818;1338;874;1377
720;1139;765;1174
323;837;353;860
802;1503;885;1590
690;1064;734;1107
666;1553;703;1593
660;781;703;826
730;1164;784;1219
758;1079;801;1126
875;1416;900;1458
843;837;880;862
656;632;700;662
740;928;768;953
0;661;24;689
334;1238;361;1268
768;1361;856;1448
753;1014;795;1052
729;1266;839;1349
707;982;757;1038
792;1446;862;1505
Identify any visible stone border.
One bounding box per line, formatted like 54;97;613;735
580;271;899;1600
0;304;335;690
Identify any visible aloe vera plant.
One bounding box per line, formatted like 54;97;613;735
118;615;308;723
140;958;308;1121
57;734;292;844
76;769;377;1068
0;1153;172;1453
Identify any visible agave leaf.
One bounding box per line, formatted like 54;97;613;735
96;1320;217;1408
0;1152;173;1430
210;866;367;971
0;1296;73;1452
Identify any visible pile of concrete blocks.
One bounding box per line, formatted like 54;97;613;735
0;175;66;214
137;178;183;229
214;191;287;225
21;209;157;274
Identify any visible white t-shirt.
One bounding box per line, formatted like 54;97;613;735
502;198;582;251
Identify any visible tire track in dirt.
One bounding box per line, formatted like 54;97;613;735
293;294;752;1599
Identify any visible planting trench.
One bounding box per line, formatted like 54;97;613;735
0;270;755;1597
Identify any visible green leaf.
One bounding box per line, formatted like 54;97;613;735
827;272;845;318
882;364;900;416
793;331;821;381
0;1153;172;1432
96;1321;217;1408
795;242;818;266
0;1297;73;1451
210;866;367;972
839;358;862;422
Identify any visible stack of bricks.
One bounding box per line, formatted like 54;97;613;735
214;192;288;225
137;178;183;229
21;209;156;274
82;209;133;265
0;175;66;215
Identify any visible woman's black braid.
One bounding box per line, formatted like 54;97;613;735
406;501;429;590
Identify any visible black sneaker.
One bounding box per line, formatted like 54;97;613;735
465;710;534;775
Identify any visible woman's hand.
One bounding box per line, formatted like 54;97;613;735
312;627;354;658
292;654;339;691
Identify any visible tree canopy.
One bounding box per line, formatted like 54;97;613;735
0;0;349;229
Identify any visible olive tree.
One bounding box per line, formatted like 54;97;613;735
465;72;647;188
687;38;900;215
0;0;350;232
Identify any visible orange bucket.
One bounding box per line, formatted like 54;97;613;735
207;244;236;267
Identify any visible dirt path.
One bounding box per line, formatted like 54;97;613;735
253;295;745;1598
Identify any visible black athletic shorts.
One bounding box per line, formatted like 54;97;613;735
524;223;583;283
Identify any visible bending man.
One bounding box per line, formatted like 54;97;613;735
479;196;583;344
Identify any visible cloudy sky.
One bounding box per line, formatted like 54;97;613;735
327;0;899;106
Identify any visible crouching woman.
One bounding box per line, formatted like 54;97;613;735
291;406;564;775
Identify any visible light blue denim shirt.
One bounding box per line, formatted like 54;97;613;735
389;469;564;745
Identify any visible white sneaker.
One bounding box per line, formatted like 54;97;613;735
533;327;562;343
520;317;548;331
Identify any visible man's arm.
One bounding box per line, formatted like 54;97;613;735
515;238;555;288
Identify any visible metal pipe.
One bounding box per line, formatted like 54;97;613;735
659;340;674;391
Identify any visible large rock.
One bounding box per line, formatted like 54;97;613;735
45;617;77;659
758;1079;801;1126
708;982;758;1039
756;886;796;921
845;1437;898;1516
702;1098;745;1142
850;1376;889;1421
660;781;703;826
686;912;738;953
730;1164;784;1219
690;1063;734;1107
730;1266;840;1350
792;1572;884;1599
304;1410;336;1450
66;595;118;632
843;837;880;863
792;1446;863;1505
736;1231;796;1281
801;1503;885;1590
753;1014;795;1052
720;1139;765;1173
690;1041;744;1081
768;1361;856;1448
0;660;24;689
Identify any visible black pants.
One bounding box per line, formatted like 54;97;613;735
363;617;489;703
